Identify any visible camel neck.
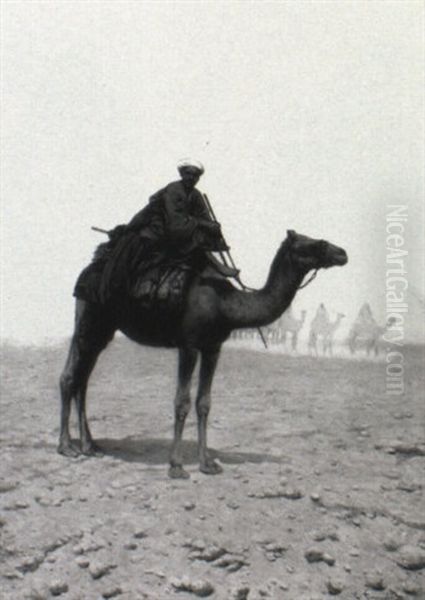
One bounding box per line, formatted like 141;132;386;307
222;243;308;329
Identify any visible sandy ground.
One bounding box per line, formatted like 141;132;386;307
1;339;424;600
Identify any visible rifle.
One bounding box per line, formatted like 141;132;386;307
202;194;268;349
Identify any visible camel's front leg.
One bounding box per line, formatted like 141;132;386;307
196;346;222;475
169;348;198;479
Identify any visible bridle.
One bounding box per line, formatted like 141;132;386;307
299;269;318;289
292;239;328;290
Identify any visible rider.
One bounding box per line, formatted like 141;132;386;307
74;159;238;304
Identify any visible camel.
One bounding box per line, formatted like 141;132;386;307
276;307;307;350
308;303;330;355
58;230;347;478
348;305;395;356
323;312;345;356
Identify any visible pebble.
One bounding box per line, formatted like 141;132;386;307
396;545;425;571
264;542;287;560
310;492;321;503
17;554;44;573
46;555;57;563
73;536;104;555
283;487;303;500
327;577;345;595
304;546;335;566
102;586;123;598
398;479;422;493
191;544;227;562
89;561;116;580
75;556;90;568
123;542;138;551
402;581;423;595
184;501;196;511
188;538;206;550
312;530;339;542
230;586;250;600
170;576;214;597
268;578;289;591
133;529;148;539
49;581;69;596
365;571;386;590
383;533;401;552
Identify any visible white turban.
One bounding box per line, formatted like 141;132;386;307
177;158;205;174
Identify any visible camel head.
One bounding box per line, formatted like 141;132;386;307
286;230;348;271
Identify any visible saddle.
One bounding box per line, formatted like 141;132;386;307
130;263;193;311
74;242;238;308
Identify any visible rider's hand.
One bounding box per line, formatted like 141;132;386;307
200;221;222;235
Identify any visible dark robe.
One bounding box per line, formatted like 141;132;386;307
74;181;227;303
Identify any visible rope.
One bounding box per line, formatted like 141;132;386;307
299;269;318;289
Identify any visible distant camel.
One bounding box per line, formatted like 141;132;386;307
348;307;396;356
308;303;330;355
323;312;345;356
58;230;347;478
272;307;307;350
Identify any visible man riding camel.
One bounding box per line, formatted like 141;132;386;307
74;159;238;304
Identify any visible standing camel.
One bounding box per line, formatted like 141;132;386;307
323;312;345;356
308;303;330;355
273;307;307;350
348;306;396;356
59;230;347;478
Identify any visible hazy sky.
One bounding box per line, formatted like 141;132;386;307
1;0;424;344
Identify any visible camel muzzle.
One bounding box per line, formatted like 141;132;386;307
332;247;348;267
323;245;348;268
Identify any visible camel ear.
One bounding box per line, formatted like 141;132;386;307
287;229;296;240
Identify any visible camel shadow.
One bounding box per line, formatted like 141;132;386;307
96;436;283;466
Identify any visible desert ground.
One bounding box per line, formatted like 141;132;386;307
1;338;424;600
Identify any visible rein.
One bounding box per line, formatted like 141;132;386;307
289;238;327;290
299;269;318;289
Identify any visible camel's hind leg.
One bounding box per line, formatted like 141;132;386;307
196;346;222;475
58;300;116;457
169;347;198;479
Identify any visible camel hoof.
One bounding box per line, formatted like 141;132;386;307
168;465;190;479
200;460;223;475
81;443;104;458
57;442;80;458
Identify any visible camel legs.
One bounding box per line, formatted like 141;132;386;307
58;300;115;457
196;346;222;475
308;332;317;356
169;347;198;479
348;333;357;355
